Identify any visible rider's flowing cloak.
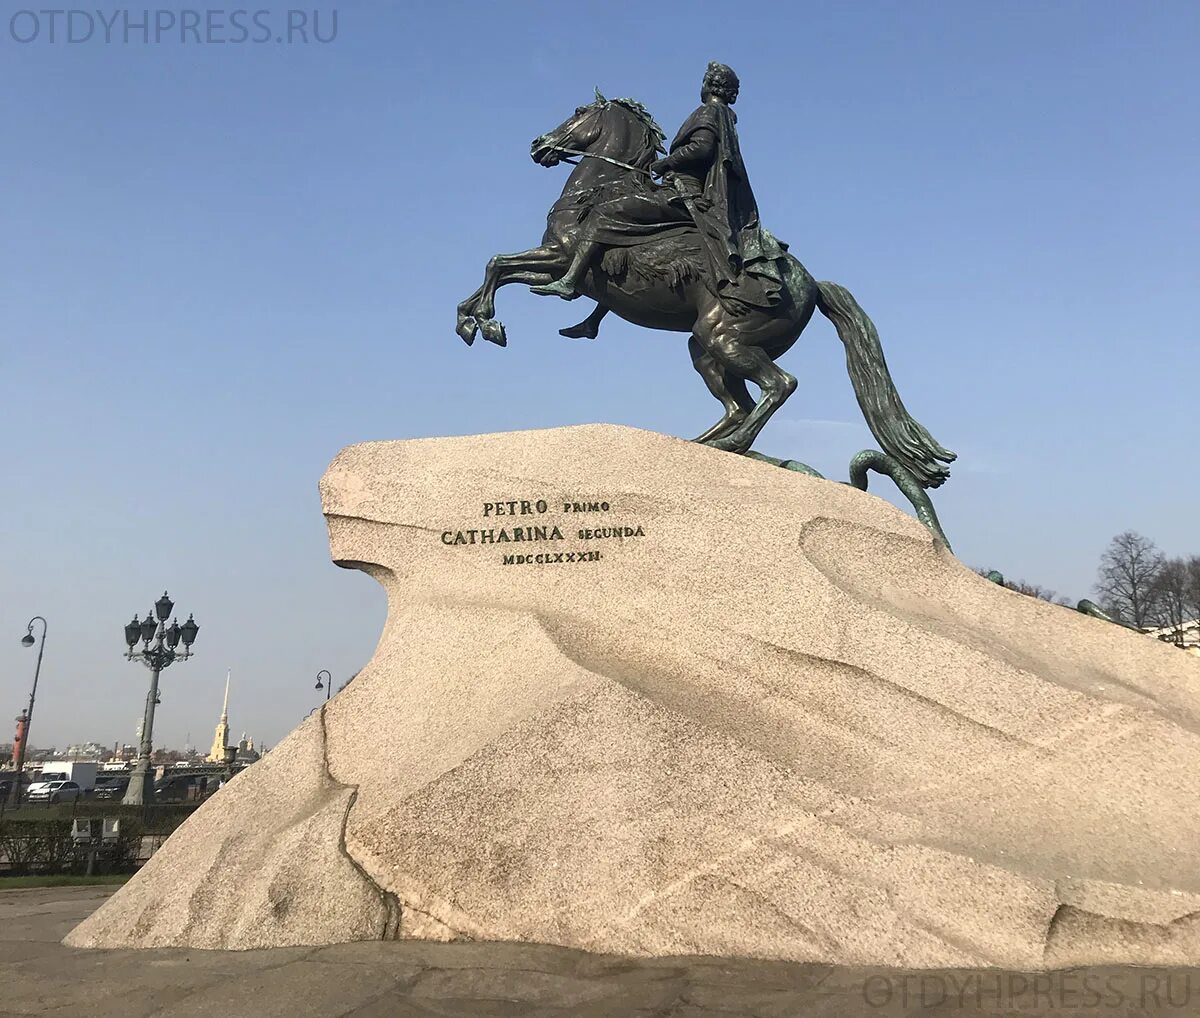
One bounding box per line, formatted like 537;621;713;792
669;103;787;312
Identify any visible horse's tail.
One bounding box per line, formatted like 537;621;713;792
816;281;956;489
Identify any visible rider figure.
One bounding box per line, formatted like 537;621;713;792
533;62;786;312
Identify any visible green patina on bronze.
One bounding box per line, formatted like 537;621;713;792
458;63;959;556
458;63;956;500
983;572;1139;629
745;449;952;550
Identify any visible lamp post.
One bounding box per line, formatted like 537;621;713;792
9;617;47;806
314;669;332;704
122;592;199;806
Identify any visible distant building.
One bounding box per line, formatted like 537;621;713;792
207;671;232;763
1146;619;1200;657
105;743;137;764
234;733;260;765
101;756;133;771
61;741;108;760
204;670;261;763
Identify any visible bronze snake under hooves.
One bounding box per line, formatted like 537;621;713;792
743;447;952;551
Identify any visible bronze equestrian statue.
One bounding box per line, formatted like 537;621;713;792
456;62;956;507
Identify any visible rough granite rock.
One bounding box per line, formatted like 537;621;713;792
66;425;1200;968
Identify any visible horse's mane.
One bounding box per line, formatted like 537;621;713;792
594;92;665;165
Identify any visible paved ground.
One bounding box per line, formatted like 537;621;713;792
2;887;1197;1017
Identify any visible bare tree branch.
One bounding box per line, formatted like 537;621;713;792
1094;531;1165;628
1185;555;1200;629
975;568;1072;606
1149;558;1190;639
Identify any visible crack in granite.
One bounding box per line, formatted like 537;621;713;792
394;897;473;940
324;512;442;533
317;704;402;940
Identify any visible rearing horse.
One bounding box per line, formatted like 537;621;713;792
456;96;955;488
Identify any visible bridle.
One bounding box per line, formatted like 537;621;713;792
542;142;653;176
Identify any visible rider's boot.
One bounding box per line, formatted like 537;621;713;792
531;242;599;300
531;277;581;300
559;304;609;339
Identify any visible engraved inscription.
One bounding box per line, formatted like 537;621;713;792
482;500;549;517
503;551;603;566
439;496;645;565
578;526;645;540
441;526;563;546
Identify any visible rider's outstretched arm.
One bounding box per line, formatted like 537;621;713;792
652;128;717;177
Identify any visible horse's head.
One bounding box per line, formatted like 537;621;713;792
531;92;664;170
531;99;607;167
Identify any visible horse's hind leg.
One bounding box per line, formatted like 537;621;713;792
695;321;797;454
690;338;753;442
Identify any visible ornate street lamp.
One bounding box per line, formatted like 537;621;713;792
314;669;332;704
9;617;47;806
122;592;199;806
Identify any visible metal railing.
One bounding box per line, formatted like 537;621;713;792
0;802;200;875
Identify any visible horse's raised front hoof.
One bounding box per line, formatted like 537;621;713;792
479;318;508;347
456;315;479;346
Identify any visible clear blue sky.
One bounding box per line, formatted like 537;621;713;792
2;1;1196;751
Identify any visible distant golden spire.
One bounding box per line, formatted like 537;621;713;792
207;669;232;763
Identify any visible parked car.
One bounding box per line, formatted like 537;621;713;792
0;775;33;802
153;774;202;803
26;780;83;804
92;779;130;801
92;773;127;794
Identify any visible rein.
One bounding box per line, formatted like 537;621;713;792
547;144;653;176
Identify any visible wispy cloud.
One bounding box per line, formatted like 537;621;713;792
773;417;864;431
769;418;872;440
769;419;1014;476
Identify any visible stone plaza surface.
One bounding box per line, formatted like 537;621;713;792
7;886;1200;1017
66;426;1200;966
